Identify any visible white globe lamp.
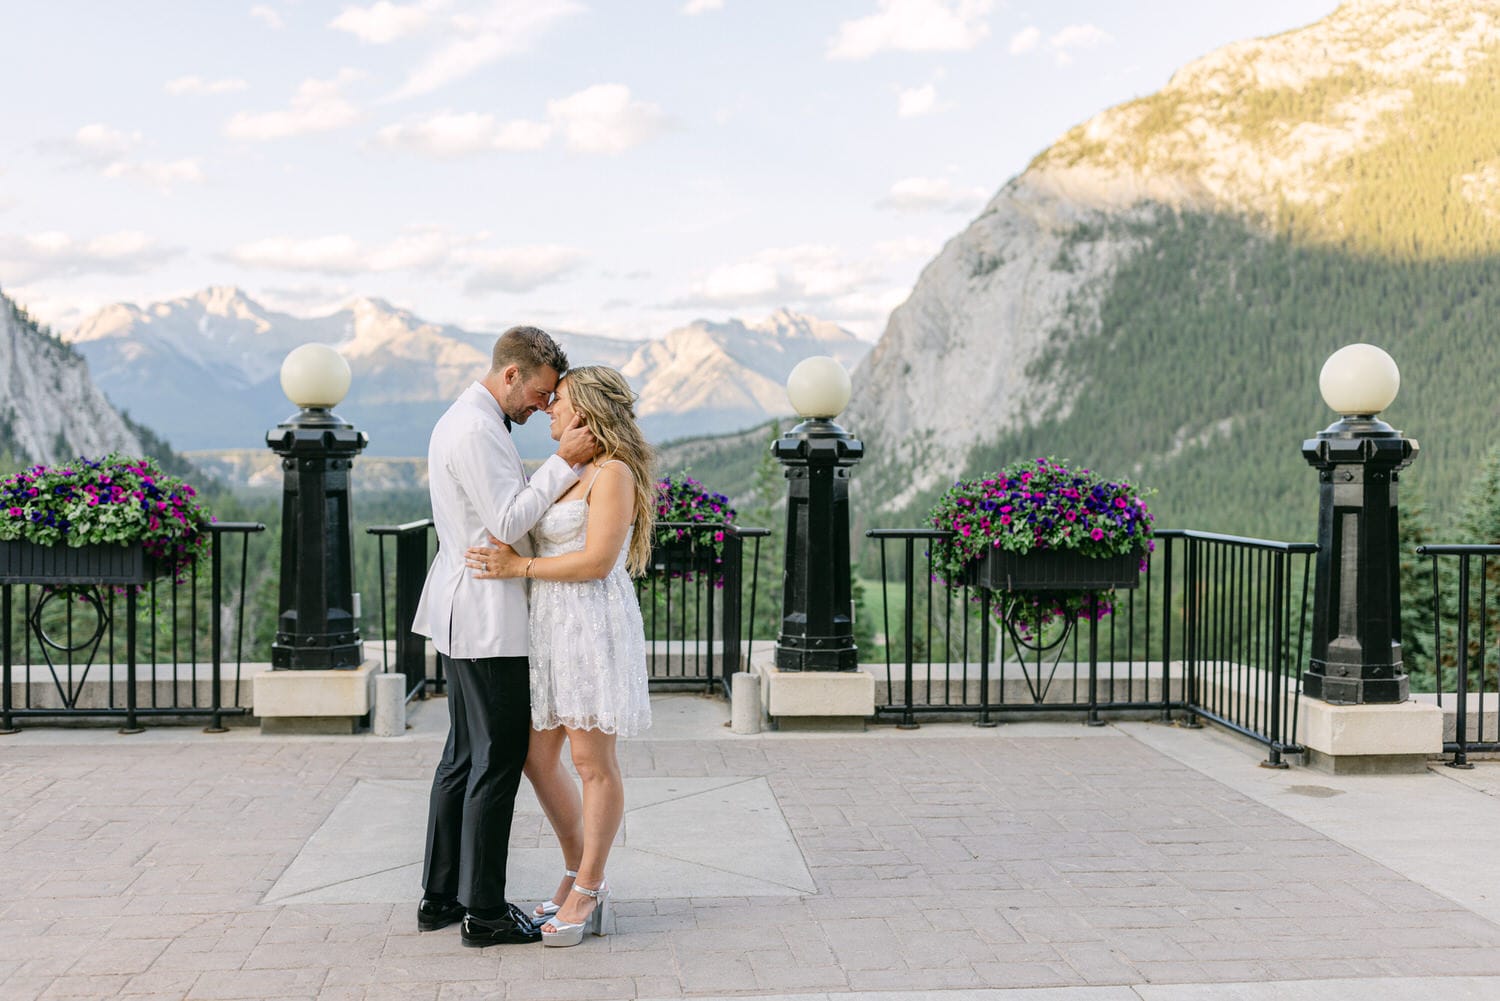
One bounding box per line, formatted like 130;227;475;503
280;343;352;410
786;356;852;420
1318;343;1400;417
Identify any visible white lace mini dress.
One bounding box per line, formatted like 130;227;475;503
527;465;651;737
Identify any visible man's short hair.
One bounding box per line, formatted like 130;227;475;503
490;326;568;377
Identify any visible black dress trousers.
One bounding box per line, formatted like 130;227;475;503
422;653;531;910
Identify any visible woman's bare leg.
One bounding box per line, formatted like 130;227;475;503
523;725;582;911
548;726;622;928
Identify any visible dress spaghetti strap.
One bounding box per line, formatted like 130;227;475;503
582;459;618;502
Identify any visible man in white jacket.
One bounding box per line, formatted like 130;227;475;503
411;326;596;947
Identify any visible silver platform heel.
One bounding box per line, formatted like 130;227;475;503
533;869;578;921
540;880;609;948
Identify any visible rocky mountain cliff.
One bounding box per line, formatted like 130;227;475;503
845;0;1500;538
66;289;867;457
0;290;145;466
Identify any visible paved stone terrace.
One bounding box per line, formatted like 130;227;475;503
5;699;1500;1000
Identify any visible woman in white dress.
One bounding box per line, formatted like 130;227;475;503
464;365;654;948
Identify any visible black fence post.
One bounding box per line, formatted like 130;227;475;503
720;530;743;698
1159;536;1174;722
205;528;227;733
1;584;14;734
119;588;143;735
1451;554;1473;769
396;524;429;699
1263;551;1288;769
898;535;918;729
1085;591;1103;726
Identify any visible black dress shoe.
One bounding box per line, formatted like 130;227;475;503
417;897;466;932
460;903;544;947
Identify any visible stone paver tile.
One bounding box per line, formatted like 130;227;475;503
744;947;848;991
670;952;754;992
37;973;131;998
362;985;442;1001
186;967;328;999
539;946;673;980
629;975;681;997
1056;942;1145;984
0;975;55;1001
324;954;501;987
504;976;636;1000
973;959;1080;988
119;970;203;997
845;966;988;991
243;940;381;971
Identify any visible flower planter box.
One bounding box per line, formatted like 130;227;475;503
965;547;1142;592
0;540;160;586
649;538;718;576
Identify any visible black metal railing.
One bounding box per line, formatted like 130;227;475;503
1;522;267;733
639;523;768;697
368;519;440;701
865;528;1316;765
1415;544;1500;767
372;519;770;701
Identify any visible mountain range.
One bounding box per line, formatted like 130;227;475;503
63;289;869;458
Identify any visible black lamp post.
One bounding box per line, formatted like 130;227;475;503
774;356;862;672
1302;343;1418;704
266;344;368;670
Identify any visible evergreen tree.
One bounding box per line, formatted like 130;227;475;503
1436;444;1500;693
1397;473;1437;690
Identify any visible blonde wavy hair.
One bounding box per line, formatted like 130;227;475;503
563;366;656;576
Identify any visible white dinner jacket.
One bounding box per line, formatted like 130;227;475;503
411;382;580;658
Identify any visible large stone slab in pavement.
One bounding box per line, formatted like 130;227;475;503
263;774;815;905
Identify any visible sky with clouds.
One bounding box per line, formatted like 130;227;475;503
0;0;1338;341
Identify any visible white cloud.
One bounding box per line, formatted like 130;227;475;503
227;229;477;275
224;230;579;293
668;245;880;310
43;124;202;191
1048;23;1111;65
873;235;941;263
392;0;583;99
64;124;142;162
224;69;363;141
897;83;940;118
101;158;205;191
546;84;667;155
229;234;366;273
876;176;988;213
250;4;285;29
463;245;586;294
827;0;992;60
330;1;435;43
682;0;723;13
1009;22;1112;64
375;111;551;156
1008;26;1040;54
0;230;181;283
379;84;665;158
165;75;249;96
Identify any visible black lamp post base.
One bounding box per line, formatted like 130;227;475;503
776;641;858;673
272;638;364;670
1302;668;1409;705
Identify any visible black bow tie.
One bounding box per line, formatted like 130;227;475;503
503;413;512;432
